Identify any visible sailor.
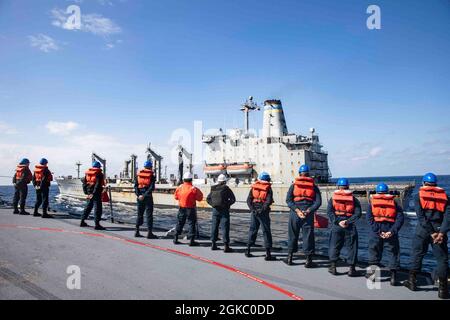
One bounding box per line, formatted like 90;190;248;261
366;183;404;286
404;173;449;299
32;158;54;218
12;158;33;215
134;160;157;239
173;172;204;246
80;161;106;230
245;172;276;261
206;174;236;252
327;178;361;276
284;165;322;268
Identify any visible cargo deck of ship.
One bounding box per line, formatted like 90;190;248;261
0;208;440;300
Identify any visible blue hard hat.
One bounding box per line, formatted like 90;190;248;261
39;158;48;165
422;172;437;184
258;172;271;182
19;158;30;165
299;164;310;173
376;183;389;194
92;161;102;168
337;178;349;187
144;160;153;168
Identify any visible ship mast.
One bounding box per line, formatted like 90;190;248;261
240;96;260;134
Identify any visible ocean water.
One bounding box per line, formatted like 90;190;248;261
1;175;449;273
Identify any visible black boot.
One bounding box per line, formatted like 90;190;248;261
390;270;398;286
438;277;449;300
284;252;294;266
189;238;200;247
19;210;30;216
13;209;20;214
305;255;316;268
95;224;106;231
135;228;142;238
33;209;41;217
173;234;180;244
80;220;89;227
348;265;357;277
403;271;417;291
265;248;276;261
328;262;337;275
223;244;233;253
147;232;158;239
211;242;219;251
42;209;53;219
245;246;252;258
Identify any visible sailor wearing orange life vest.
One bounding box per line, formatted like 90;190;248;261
245;172;276;261
366;183;404;286
32;158;54;219
12;158;33;215
327;178;362;277
284;165;322;268
173;172;204;246
134;160;157;239
404;173;449;299
80;161;106;230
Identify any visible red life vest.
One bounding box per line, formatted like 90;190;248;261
137;169;154;189
293;177;316;202
371;194;397;223
34;165;53;183
15;165;32;184
252;181;271;203
332;190;355;217
174;182;203;208
85;168;103;186
419;186;448;213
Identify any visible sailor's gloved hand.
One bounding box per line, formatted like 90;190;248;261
138;195;145;201
339;220;348;229
87;194;94;200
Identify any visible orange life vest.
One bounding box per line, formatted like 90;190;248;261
175;182;203;208
293;177;316;202
15;165;32;184
251;181;271;203
371;194;397;223
137;169;154;189
419;186;448;213
85;168;103;186
34;165;53;183
332;190;355;217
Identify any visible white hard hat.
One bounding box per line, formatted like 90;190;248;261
217;174;227;182
183;172;193;180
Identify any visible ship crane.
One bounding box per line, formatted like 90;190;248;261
146;143;163;183
92;153;106;177
177;145;193;185
240;96;260;134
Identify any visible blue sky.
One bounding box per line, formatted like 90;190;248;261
0;0;449;183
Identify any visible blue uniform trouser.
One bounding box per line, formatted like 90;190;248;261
247;211;272;249
410;226;448;278
287;211;315;255
176;208;197;240
136;196;154;231
82;193;103;224
328;224;358;266
368;233;400;270
34;187;49;212
211;208;230;244
13;186;28;212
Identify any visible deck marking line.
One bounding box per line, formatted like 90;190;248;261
0;224;304;300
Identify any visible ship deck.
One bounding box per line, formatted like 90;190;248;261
0;208;439;300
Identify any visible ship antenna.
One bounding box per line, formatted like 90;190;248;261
76;162;82;179
240;96;260;134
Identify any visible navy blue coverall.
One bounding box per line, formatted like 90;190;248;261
410;193;449;278
82;171;104;224
366;199;404;270
327;196;362;266
247;187;274;249
286;184;322;255
33;167;52;214
207;183;236;245
12;167;32;213
134;174;156;232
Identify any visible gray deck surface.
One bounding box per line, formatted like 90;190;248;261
0;208;439;300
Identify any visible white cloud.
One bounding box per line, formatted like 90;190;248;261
28;34;59;53
351;146;383;161
45;121;79;135
0;122;18;134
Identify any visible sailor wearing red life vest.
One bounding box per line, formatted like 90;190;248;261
366;183;404;286
173;172;204;246
245;172;276;261
404;173;449;299
12;158;33;215
134;160;157;239
284;165;322;268
327;178;362;277
80;161;106;230
32;158;54;219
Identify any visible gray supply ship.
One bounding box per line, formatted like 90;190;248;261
56;97;415;212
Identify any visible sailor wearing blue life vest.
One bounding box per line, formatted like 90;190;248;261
134;160;157;239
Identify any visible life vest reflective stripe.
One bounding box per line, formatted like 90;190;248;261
15;165;32;183
293;177;316;202
419;186;448;213
251;181;271;203
371;194;397;223
85;168;103;186
137;169;154;189
34;165;53;183
332;190;354;217
175;182;203;208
